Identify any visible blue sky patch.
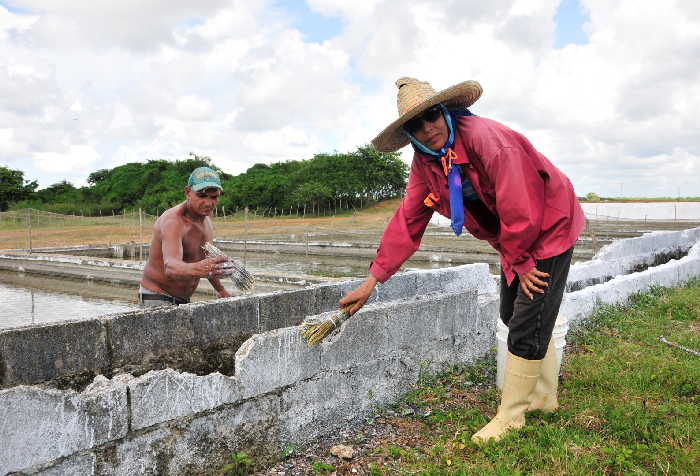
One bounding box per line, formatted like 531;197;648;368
554;0;590;48
0;1;30;14
277;0;343;43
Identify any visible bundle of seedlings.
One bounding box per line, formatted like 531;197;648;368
301;306;352;347
202;242;255;291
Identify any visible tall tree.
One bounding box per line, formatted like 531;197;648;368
0;166;38;211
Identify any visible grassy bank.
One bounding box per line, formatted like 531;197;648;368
371;282;699;474
262;281;700;475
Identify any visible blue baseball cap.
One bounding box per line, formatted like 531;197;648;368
187;167;222;192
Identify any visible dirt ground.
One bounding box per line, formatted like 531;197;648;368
255;366;497;476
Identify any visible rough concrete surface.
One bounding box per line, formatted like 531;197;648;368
128;369;242;431
562;238;700;326
567;226;700;290
235;326;321;399
0;318;109;389
93;395;281;476
0;378;128;474
1;229;699;475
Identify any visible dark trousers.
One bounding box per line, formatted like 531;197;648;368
500;247;574;360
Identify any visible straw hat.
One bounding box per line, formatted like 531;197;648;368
371;77;482;152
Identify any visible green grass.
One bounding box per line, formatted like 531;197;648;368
368;281;700;475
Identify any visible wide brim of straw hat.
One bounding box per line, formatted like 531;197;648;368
371;80;483;153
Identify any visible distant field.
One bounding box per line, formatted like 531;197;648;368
580;197;700;202
1;200;698;263
0;200;401;250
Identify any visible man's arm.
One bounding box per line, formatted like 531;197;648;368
161;218;227;280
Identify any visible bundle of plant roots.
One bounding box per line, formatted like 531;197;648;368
301;306;352;347
202;242;255;291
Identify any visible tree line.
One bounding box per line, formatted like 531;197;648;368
0;146;408;216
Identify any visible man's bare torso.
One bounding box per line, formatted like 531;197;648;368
140;202;214;299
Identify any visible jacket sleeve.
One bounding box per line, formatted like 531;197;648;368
369;160;434;282
486;146;545;276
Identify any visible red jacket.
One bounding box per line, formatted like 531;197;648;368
369;115;585;285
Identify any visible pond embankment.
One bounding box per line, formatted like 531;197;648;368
1;226;699;475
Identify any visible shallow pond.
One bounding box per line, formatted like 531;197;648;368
0;274;138;329
0;242;502;330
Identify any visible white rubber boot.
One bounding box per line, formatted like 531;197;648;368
527;339;559;412
472;352;541;443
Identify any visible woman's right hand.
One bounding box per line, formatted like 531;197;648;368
339;275;378;315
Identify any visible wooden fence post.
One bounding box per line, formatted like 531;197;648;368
139;208;143;261
27;208;32;254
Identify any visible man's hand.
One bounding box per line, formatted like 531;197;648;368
217;289;232;298
339;275;378;315
193;255;228;278
519;266;550;300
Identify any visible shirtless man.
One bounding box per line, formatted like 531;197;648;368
139;166;231;306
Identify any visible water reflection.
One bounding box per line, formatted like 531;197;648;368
0;277;137;329
0;249;500;330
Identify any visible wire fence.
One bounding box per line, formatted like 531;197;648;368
0;208;159;227
583;212;699;223
0;206;386;260
2;206;698;257
0;208;158;253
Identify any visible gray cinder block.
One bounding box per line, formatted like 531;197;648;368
257;288;318;331
413;263;494;296
0;319;109;388
235;327;320;399
311;278;365;314
189;297;260;344
94;395;281;476
375;272;417;303
107;306;193;368
128;369;242;431
384;294;458;361
0;381;128;474
318;305;390;371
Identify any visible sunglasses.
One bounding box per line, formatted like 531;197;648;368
403;105;443;134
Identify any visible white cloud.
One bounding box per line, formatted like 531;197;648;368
0;0;697;198
34;144;100;175
8;0;231;51
175;95;213;121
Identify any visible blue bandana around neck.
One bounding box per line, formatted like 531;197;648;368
403;105;474;236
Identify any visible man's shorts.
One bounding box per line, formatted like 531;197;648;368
138;285;190;307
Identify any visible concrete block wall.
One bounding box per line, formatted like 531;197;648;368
0;375;130;473
561;238;700;326
1;264;496;475
2;227;699;475
593;226;700;261
567;226;700;290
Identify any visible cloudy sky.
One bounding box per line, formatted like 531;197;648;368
1;0;698;197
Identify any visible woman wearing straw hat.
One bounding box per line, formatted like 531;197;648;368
339;77;585;443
